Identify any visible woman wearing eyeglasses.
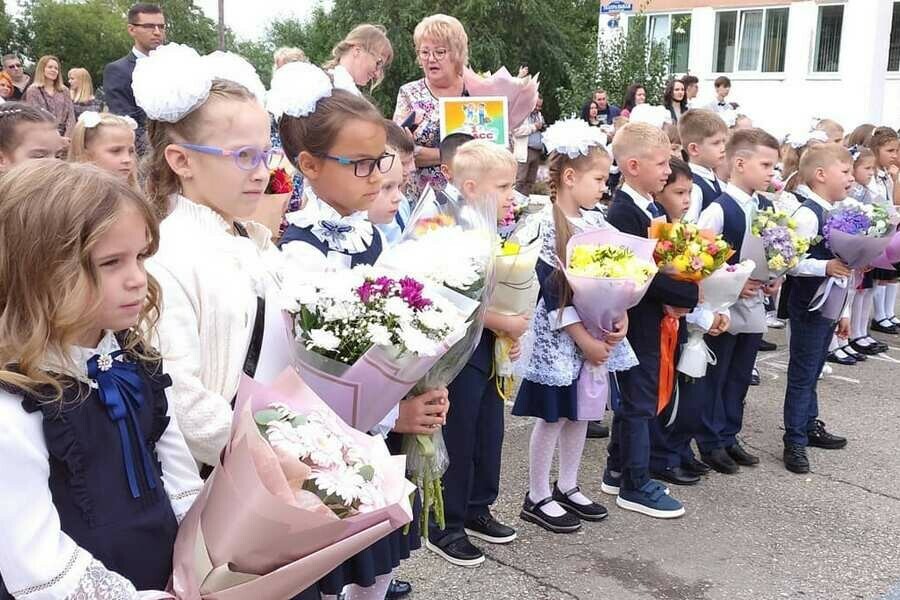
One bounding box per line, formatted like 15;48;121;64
393;14;471;196
324;24;394;95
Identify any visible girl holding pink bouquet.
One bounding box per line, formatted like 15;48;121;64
269;60;445;600
513;119;631;534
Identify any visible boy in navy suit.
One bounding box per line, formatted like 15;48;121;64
693;128;781;474
783;143;853;473
602;123;699;518
680;109;727;223
427;141;524;566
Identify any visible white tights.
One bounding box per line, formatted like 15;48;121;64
528;418;593;517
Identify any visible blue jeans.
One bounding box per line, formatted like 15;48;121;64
784;308;834;446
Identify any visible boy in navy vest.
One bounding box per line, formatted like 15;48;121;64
603;123;699;518
679;109;727;223
692;128;781;474
427;141;524;567
783;143;853;473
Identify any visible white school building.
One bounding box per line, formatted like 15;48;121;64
602;0;900;137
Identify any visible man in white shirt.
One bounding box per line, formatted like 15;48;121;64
706;75;735;114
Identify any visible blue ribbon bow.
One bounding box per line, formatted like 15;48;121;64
87;351;158;499
320;219;354;244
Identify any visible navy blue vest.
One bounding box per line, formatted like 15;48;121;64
693;173;722;211
0;346;178;598
788;199;834;309
279;224;384;267
714;192;773;263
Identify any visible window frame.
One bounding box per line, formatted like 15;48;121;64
888;1;900;72
812;2;845;73
712;5;790;74
643;11;693;74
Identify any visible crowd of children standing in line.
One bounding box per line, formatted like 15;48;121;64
0;7;899;600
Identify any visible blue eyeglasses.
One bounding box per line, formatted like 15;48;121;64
317;152;395;178
178;144;283;171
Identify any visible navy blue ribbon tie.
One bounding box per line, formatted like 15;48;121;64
87;351;158;499
320;220;354;244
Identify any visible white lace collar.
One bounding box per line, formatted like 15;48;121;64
44;330;122;384
569;206;609;231
330;65;361;96
286;185;375;254
170;194;271;249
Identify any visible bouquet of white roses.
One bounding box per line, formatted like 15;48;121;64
377;184;498;537
282;265;474;433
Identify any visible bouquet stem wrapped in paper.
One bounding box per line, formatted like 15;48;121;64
561;229;658;421
378;185;498;536
168;369;414;600
677;261;755;380
281;266;475;433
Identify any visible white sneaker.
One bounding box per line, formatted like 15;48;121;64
819;364;833;379
766;312;785;329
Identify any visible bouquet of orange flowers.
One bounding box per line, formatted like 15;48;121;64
649;221;733;281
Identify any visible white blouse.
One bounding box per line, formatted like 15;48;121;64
0;332;201;600
147;195;284;466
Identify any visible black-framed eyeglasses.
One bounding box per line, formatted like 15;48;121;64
318;153;395;178
130;22;167;31
179;144;282;171
5;63;22;70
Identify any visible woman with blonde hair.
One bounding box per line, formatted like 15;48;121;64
393;14;470;193
23;55;76;137
324;23;394;92
68;67;103;118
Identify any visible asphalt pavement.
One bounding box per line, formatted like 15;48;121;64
398;326;900;600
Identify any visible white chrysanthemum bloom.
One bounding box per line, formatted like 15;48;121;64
356;481;388;512
308;328;341;351
542;117;608;159
266;420;314;458
267;61;333;120
202;50;267;104
367;323;393;346
627;104;672;130
399;323;441;356
133;43;213;123
417;306;450;332
384;295;414;320
313;467;365;504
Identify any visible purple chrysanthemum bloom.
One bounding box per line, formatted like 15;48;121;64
399;277;432;310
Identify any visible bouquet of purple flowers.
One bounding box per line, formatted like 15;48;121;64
822;199;894;267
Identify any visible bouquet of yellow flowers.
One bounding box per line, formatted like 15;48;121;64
569;244;657;286
649;221;733;281
743;208;812;280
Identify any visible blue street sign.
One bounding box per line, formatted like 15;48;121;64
601;1;633;13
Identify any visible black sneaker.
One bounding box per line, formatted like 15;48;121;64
700;448;740;474
425;533;485;567
386;579;412;600
758;339;777;351
750;367;761;386
552;483;609;521
806;419;847;450
519;494;581;533
681;456;711;476
464;512;517;544
586;420;610;438
726;442;760;466
783;444;810;474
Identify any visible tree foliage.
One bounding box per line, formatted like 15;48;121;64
558;14;669;118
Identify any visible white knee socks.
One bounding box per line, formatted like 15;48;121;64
344;574;394;600
874;286;888;322
886;283;898;319
851;289;873;340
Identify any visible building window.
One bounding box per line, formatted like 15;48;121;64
813;4;843;72
647;12;692;73
713;7;789;73
889;2;900;71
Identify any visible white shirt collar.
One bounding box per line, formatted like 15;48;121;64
286;185;374;254
330;65;361;96
569;207;609;231
44;330;121;383
689;163;717;184
801;187;834;212
621;182;656;219
724;182;758;210
132;47;149;60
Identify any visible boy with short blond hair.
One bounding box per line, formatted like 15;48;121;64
603;122;699;518
679;108;728;222
783;143;853;473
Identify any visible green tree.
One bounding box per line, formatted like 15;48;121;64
557;14;669;117
1;0;13;51
266;0;599;122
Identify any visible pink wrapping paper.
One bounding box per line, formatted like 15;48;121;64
284;312;467;432
462;67;539;130
870;229;900;269
563;229;658;420
169;369;414;600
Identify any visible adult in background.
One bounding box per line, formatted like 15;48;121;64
103;2;166;153
324;24;394;94
663;78;688;123
394;13;471;194
273;46;307;72
514;93;545;195
581;99;601;127
0;72;14;103
681;74;699;108
2;54;30;100
620;83;646;118
23;55;75;137
593;88;620;125
68;68;103;118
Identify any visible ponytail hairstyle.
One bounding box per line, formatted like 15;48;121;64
0;159;161;403
0;102;57;157
143;79;257;217
547;145;611;313
323;24;394;88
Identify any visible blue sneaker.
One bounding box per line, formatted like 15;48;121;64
600;469;620;496
616;480;685;519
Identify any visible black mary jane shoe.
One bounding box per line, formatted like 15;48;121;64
520;494;582;533
842;345;866;361
386;579;413;600
850;338;882;356
826;349;856;366
552;483;609;521
871;319;899;335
